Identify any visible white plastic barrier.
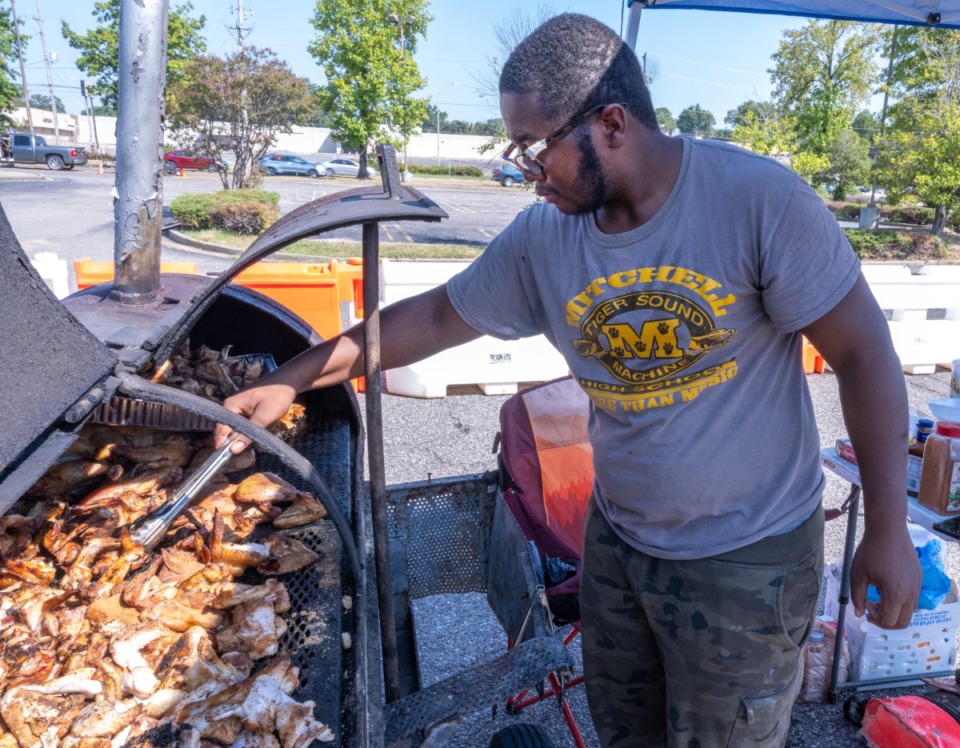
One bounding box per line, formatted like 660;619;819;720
379;259;570;398
862;263;960;374
30;252;70;299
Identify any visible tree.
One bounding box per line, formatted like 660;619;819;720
724;99;775;129
732;109;795;156
825;128;871;198
61;0;206;112
655;107;675;134
167;47;313;190
308;0;431;178
768;20;881;154
0;6;25;124
676;104;715;138
29;93;65;113
851;109;880;143
877;27;960;235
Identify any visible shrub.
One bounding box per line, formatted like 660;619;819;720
844;229;947;261
884;205;935;226
404;163;484;178
170;189;279;232
825;201;862;221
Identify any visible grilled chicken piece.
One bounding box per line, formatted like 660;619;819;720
256;534;319;576
28;459;123;498
216;599;280;661
141;601;221;633
233;730;281;748
69;699;141;738
73;466;182;510
235;473;300;506
86;594;141;627
155;626;241;693
272;494;326;529
188;445;256;475
210;580;289;612
113;435;194;470
1;556;57;587
0;688;89;748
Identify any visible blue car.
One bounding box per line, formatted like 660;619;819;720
492;162;524;186
259;153;320;178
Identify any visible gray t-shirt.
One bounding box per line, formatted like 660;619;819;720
447;137;860;559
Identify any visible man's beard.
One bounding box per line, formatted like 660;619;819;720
573;129;607;214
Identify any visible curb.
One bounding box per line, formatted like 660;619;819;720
162;227;333;264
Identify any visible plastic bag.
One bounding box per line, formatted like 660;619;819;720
867;526;952;610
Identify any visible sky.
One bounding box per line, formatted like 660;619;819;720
17;0;832;127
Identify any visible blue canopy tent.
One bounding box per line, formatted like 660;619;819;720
625;0;960;45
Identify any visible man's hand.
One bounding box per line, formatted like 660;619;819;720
214;380;298;454
849;525;921;629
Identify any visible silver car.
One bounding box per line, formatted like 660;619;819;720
317;157;379;178
259;153;320;178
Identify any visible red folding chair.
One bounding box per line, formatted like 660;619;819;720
496;376;595;747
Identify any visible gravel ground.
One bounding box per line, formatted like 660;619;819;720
362;367;959;747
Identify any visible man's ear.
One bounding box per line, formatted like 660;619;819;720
601;104;628;150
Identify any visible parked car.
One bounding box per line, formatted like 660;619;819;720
492;162;524;187
163;150;224;172
316;157;378;178
258;153;322;178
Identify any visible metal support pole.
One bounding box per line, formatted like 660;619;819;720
362;221;401;703
828;484;861;703
112;0;168;303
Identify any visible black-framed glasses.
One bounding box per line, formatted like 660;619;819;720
502;103;622;178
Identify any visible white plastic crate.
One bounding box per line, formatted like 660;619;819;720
379;259;570;398
823;561;960;682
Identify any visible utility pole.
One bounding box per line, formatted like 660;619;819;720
9;0;34;137
229;0;251;52
35;0;61;144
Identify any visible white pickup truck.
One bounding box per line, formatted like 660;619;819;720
0;132;88;170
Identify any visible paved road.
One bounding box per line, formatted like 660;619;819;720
0;165;535;293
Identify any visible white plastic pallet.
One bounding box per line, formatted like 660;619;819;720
862;263;960;374
378;259;570;398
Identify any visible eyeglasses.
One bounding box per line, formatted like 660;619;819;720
502;103;621;178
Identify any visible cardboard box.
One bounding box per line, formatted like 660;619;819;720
822;562;960;682
835;438;857;465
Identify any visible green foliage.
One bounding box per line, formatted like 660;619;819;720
789;151;830;183
61;0;206;111
851;110;880;142
309;0;432;176
404;163;483;177
655;107;676;134
676;104;715;138
877;27;960;236
769;20;881;154
725;100;775;128
732;109;795;156
0;7;25;121
825;128;871;194
169;190;279;232
29;94;66;113
843;229;947;261
167;48;313;190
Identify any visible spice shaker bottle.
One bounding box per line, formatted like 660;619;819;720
917;420;960;514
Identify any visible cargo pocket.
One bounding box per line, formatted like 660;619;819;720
726;677;799;747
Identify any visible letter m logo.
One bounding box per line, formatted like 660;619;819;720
602;318;682;359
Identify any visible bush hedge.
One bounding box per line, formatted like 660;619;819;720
844;229;947;261
824;200;939;227
403;163;484;178
170;190;280;234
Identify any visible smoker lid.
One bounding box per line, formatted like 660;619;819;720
0;204;118;476
152;145;448;363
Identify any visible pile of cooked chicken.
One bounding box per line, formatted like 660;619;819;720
0;344;337;748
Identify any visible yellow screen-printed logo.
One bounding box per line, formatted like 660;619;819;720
566;266;737;413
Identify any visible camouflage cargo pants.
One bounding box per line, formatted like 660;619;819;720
580;500;824;748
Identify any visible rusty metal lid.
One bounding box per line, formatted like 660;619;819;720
0;205;117;482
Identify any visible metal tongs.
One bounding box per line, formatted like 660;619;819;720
128;433;239;551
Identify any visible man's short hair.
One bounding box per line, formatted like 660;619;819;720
500;13;658;131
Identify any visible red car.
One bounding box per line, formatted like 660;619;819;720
163;149;224;172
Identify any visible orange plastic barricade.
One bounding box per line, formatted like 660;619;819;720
74;258;198;291
230;263;343;342
802;336;825;374
328;258;365;391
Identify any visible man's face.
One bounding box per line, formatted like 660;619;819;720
500;92;608;215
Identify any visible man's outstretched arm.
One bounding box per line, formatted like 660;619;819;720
215;284;481;449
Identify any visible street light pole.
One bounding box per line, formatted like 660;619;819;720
387;13;415;182
435;80;459;165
